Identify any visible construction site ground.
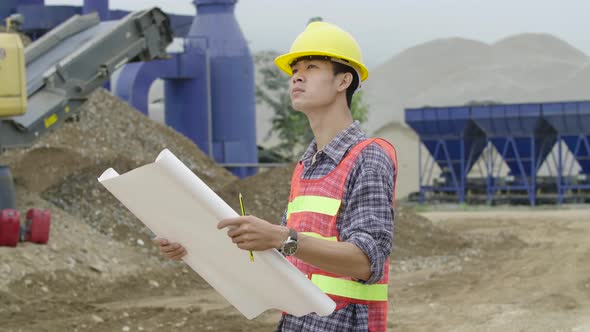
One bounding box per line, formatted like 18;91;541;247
1;90;589;331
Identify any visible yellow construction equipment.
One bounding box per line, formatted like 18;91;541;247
0;33;26;117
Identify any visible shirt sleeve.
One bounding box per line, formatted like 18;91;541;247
338;145;395;284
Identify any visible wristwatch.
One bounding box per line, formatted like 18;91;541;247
279;228;298;256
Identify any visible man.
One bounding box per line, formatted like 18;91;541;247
155;21;397;331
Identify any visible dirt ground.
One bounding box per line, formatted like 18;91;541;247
2;91;590;331
392;208;590;331
3;204;589;331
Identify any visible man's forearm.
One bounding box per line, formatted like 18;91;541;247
219;218;374;281
293;233;372;281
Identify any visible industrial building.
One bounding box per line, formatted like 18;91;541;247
405;101;590;205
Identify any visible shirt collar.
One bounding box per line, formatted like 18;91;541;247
300;121;366;164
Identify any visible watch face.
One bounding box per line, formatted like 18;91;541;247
283;240;298;256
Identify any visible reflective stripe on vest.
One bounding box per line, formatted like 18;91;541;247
300;232;337;242
310;274;388;302
286;195;341;218
302;233;388;301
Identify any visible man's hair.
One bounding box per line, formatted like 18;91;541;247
331;61;359;109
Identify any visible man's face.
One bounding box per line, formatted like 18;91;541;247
289;59;340;112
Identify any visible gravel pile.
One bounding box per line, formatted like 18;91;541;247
0;88;236;247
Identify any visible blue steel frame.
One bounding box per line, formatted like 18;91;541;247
472;104;558;206
408;101;590;206
544;102;590;204
482;136;548;206
557;135;590;203
417;135;483;203
408;107;486;204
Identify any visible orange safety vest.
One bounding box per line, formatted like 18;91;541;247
286;138;398;332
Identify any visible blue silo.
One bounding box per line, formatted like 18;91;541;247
405;106;487;203
115;0;258;178
471;103;557;205
543;101;590;203
82;0;109;20
186;0;258;177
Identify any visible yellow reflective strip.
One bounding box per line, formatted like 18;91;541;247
311;274;388;301
287;195;341;218
300;232;337;242
44;114;57;128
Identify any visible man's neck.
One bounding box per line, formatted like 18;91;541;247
305;101;353;151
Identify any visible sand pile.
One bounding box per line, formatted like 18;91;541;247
363;33;590;131
0;88;236;247
357;33;590;197
1;89;235;191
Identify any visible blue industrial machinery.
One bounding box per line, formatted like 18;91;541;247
115;0;258;178
1;0;193;40
1;8;174;215
2;0;258;178
405;106;486;203
543;101;590;203
82;0;110;20
405;100;590;205
471;103;557;205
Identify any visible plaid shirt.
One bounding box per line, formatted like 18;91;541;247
275;121;395;332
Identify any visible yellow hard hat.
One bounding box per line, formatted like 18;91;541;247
274;22;369;82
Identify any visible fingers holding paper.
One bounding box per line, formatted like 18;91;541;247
218;216;289;251
153;238;187;261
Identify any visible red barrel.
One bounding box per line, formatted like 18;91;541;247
0;209;21;247
24;208;51;244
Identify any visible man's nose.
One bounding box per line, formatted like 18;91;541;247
292;73;304;84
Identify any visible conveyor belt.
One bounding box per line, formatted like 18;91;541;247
0;7;173;150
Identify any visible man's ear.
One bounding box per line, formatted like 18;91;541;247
336;72;353;93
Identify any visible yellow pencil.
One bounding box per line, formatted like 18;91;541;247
239;192;254;262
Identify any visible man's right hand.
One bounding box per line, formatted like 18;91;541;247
152;238;187;261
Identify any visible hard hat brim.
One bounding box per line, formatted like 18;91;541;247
274;51;369;82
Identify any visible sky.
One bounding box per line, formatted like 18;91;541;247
45;0;590;69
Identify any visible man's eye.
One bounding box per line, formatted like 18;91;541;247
292;69;298;74
307;64;316;69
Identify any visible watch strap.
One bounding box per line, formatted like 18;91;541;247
288;228;298;242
